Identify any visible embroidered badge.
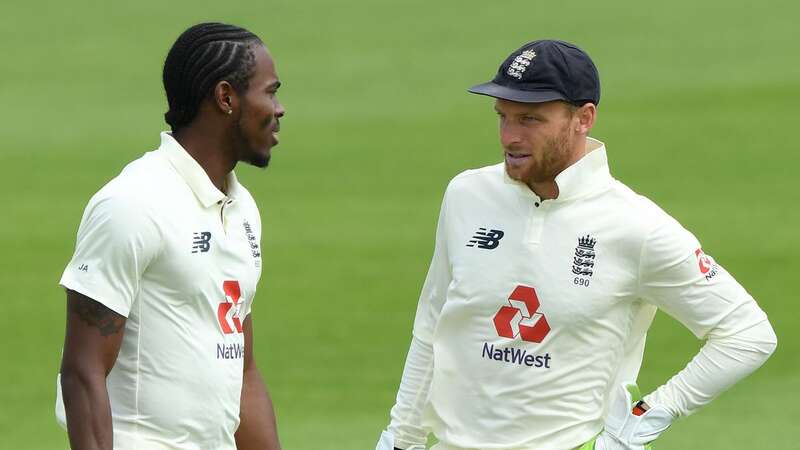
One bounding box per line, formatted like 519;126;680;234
507;50;537;80
243;220;261;267
572;235;596;287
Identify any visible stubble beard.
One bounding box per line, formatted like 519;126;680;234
519;122;573;185
233;114;271;169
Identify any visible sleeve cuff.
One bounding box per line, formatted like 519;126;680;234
59;274;131;318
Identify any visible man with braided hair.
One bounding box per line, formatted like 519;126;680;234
57;22;284;449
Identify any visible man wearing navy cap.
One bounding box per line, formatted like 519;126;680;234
376;40;777;450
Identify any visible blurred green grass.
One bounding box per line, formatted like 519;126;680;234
1;0;798;448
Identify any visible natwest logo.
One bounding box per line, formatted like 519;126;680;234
218;280;244;334
694;248;719;280
493;285;550;343
695;248;712;273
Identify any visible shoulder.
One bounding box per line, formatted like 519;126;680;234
605;180;680;231
80;152;170;229
445;163;506;196
233;181;261;219
603;180;699;255
448;163;505;188
234;181;258;207
102;151;169;196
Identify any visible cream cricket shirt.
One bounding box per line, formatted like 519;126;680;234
56;132;263;450
386;138;775;450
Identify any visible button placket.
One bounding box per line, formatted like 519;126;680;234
523;190;545;244
218;198;235;234
528;204;546;244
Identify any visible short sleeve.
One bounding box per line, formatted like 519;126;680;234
638;216;765;339
60;193;162;317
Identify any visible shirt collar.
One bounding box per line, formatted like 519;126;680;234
503;137;612;202
158;131;240;208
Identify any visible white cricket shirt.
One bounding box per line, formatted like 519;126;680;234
56;132;263;450
386;138;775;450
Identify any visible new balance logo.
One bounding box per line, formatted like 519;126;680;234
467;228;505;249
192;232;212;253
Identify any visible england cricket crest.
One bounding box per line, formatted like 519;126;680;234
572;235;596;278
507;49;537;80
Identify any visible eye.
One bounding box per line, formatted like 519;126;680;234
521;115;537;123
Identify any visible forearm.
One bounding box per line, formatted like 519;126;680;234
235;366;281;450
645;310;777;417
387;336;434;449
60;369;114;450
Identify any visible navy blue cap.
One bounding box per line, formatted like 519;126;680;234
468;40;600;105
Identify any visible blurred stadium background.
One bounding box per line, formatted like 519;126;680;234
1;0;798;448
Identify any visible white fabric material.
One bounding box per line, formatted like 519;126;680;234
383;337;434;449
594;384;673;450
376;431;395;450
56;132;264;450
376;430;426;450
643;311;776;416
385;138;776;450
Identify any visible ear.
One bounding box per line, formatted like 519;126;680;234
212;81;238;115
575;102;597;134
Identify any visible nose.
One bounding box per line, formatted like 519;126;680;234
500;122;521;149
274;97;285;118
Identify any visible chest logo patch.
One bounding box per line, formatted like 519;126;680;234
572;235;596;278
467;227;505;249
243;220;261;267
192;231;212;253
493;285;550;343
218;280;244;334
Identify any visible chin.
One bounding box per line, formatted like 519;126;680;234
505;164;527;182
246;149;271;168
252;155;271;168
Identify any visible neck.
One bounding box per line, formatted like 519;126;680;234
173;117;237;192
527;180;559;200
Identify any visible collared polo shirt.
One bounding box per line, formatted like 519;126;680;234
396;138;765;450
56;132;263;450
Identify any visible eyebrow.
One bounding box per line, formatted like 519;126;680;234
494;107;539;117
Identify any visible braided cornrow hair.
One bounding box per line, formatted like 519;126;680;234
163;22;262;132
